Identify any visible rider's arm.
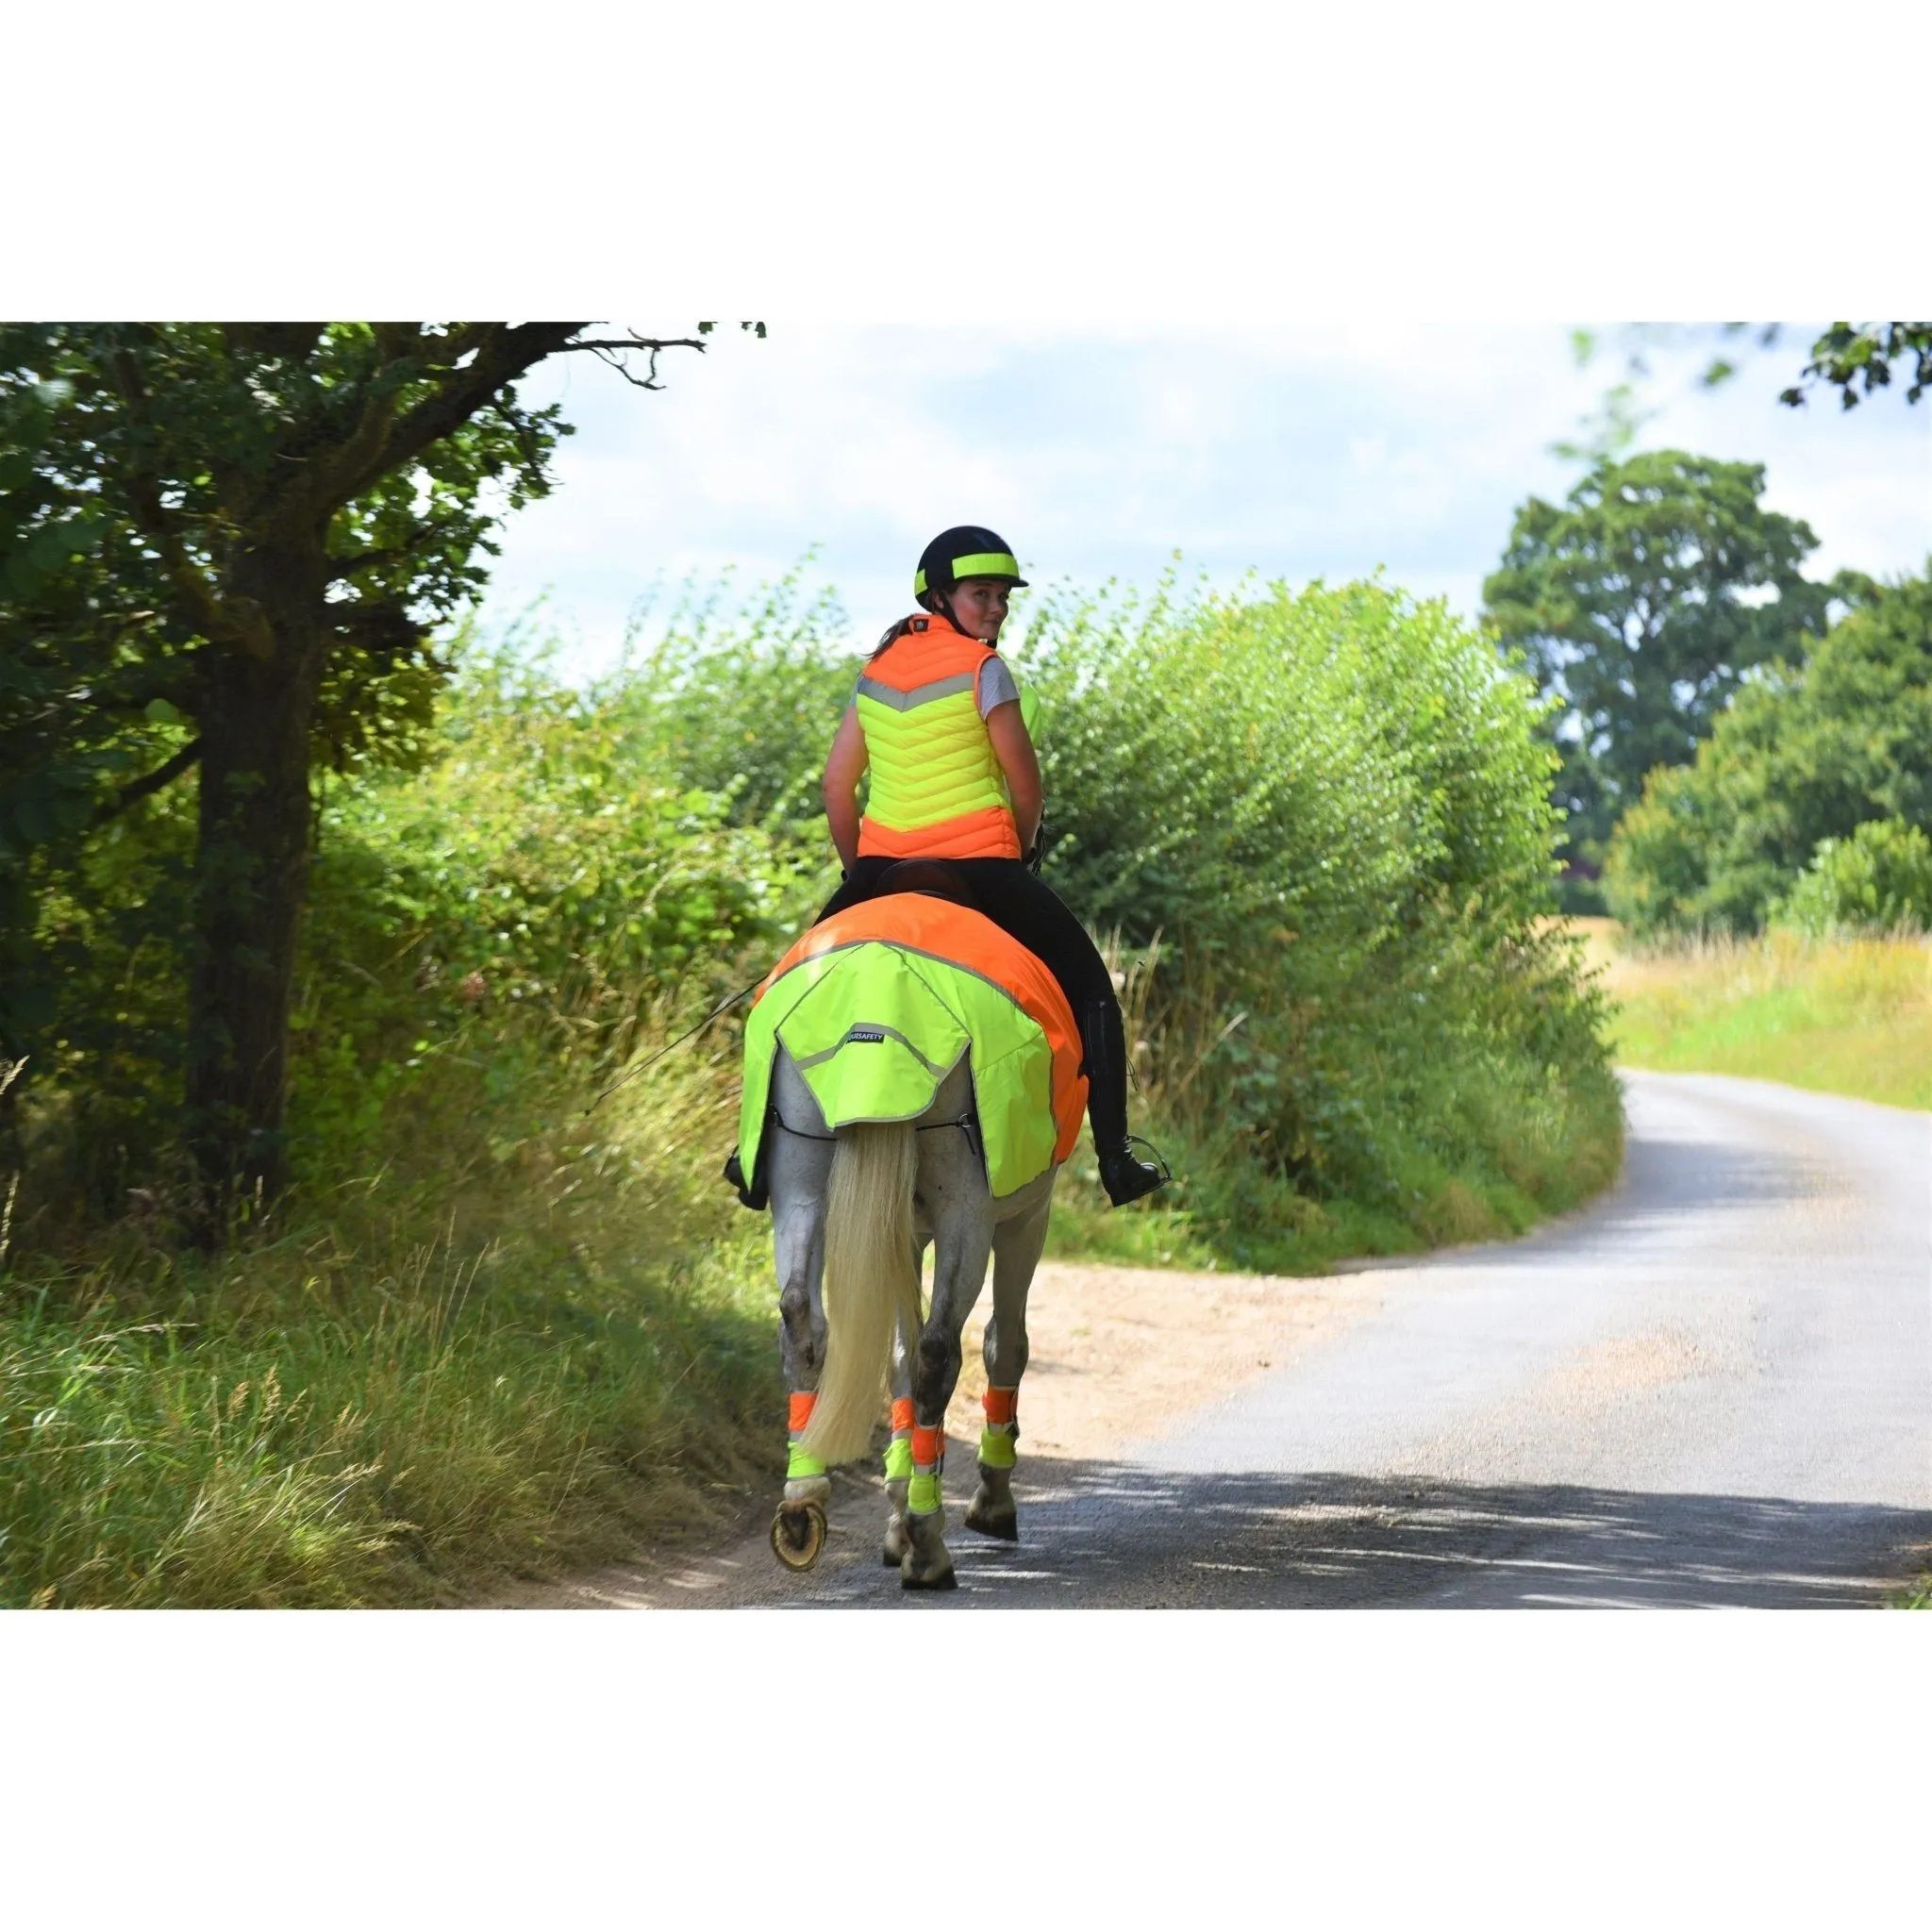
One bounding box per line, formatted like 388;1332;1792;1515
985;700;1043;858
823;704;868;872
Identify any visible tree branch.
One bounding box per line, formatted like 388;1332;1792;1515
563;337;710;352
107;347;276;661
291;327;425;521
92;738;203;827
556;333;708;391
324;545;417;585
219;324;326;361
327;602;425;655
307;324;588;516
324;510;474;585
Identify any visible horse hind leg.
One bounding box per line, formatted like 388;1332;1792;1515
900;1441;957;1590
769;1064;836;1573
881;1308;916;1568
772;1387;833;1571
965;1180;1052;1543
899;1180;991;1592
901;1372;962;1591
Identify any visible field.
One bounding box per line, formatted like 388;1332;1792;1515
1580;918;1932;1111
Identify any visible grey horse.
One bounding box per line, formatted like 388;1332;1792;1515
767;1046;1059;1590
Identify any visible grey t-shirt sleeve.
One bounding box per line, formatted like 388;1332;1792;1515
976;655;1021;719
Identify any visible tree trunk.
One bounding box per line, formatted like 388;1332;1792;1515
184;571;324;1232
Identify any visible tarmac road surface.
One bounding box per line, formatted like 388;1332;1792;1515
575;1071;1932;1608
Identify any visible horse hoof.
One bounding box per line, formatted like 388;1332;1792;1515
900;1565;958;1591
771;1501;827;1572
965;1501;1020;1542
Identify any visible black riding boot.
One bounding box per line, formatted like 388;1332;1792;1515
1081;999;1168;1207
722;1145;767;1211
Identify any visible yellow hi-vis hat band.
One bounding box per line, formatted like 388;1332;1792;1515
914;551;1024;595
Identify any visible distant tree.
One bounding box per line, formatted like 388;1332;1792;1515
1774;818;1932;936
1481;450;1840;888
0;323;731;1228
1602;571;1932;934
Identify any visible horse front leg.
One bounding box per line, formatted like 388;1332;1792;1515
965;1179;1053;1544
900;1215;991;1593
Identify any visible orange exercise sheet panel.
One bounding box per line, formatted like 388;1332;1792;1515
757;891;1088;1162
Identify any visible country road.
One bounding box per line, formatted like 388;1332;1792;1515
540;1071;1932;1609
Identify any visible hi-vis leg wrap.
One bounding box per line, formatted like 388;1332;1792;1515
908;1423;944;1516
787;1391;825;1480
978;1386;1019;1469
883;1397;915;1483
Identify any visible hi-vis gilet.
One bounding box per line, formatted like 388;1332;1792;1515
855;613;1025;861
737;893;1087;1200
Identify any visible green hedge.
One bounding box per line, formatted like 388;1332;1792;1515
1010;571;1619;1261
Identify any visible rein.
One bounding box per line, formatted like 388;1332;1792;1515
583;979;760;1116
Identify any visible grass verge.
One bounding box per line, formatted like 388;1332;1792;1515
1;1038;783;1609
1043;935;1625;1277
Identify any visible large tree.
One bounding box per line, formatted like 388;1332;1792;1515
0;323;714;1225
1481;449;1840;884
1603;572;1932;934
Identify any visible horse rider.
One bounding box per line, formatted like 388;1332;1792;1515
814;525;1166;1208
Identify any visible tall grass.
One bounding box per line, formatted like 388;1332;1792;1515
4;632;808;1607
1584;918;1932;1109
2;1026;782;1607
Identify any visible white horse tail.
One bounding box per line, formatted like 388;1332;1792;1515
798;1121;921;1467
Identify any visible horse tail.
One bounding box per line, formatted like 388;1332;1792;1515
798;1121;921;1468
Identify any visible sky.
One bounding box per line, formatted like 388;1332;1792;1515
476;323;1932;679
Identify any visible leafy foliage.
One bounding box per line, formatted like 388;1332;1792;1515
289;638;823;1165
1570;321;1930;422
599;566;860;831
1010;571;1620;1258
1780;323;1932;410
1603;571;1932;935
8;625;824;1224
0;323;725;1209
1482;450;1839;886
0;322;569;778
0;376;141;1092
1774;820;1932;936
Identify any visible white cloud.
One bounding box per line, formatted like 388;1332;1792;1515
480;324;1932;681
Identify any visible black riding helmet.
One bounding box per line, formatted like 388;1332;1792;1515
914;525;1028;616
